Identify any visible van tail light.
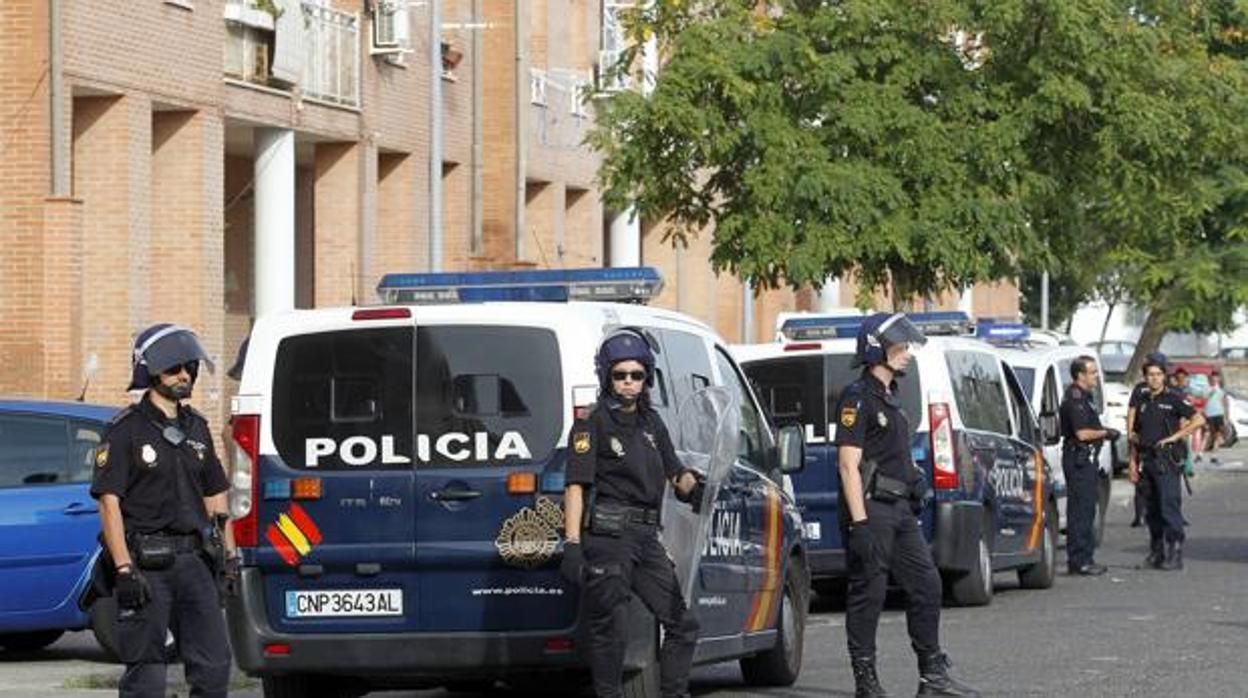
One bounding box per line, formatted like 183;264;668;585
928;402;958;490
571;385;597;422
230;414;261;548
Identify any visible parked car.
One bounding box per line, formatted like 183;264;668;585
225;268;810;697
1090;340;1136;379
0;399;117;654
1218;347;1248;360
735;312;1058;608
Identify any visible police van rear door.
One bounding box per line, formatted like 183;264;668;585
411;323;571;632
263;326;418;634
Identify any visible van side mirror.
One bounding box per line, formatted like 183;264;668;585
1039;412;1061;446
777;424;805;474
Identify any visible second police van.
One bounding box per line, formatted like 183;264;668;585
734;312;1058;607
224;268;809;698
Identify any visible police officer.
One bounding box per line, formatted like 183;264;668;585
1127;352;1168;528
561;328;702;698
835;313;978;698
1129;354;1204;571
1058;356;1118;576
91;324;234;698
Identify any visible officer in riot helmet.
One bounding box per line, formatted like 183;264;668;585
835;313;979;698
1059;356;1118;576
91;324;235;698
561;328;702;697
1129;354;1204;570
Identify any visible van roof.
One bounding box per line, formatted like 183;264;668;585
992;343;1099;369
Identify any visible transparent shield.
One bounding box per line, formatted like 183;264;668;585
661;386;740;604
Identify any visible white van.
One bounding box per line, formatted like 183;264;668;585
224;268;809;697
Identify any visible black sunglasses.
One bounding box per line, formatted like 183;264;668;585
611;370;647;382
161;361;199;377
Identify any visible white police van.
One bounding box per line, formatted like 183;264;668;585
734;312;1058;607
985;325;1113;545
224;268;808;697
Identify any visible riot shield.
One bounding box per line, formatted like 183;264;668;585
661;386;740;604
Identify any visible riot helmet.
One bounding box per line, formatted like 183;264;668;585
594;328;656;403
129;324;214;398
854;312;927;370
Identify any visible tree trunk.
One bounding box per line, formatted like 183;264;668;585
1125;303;1169;380
1098;301;1117;345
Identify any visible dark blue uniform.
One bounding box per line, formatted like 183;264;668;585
91;394;231;698
834;372;939;663
566;404;699;698
1130;387;1195;557
1058;384;1103;572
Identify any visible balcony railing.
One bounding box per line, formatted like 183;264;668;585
224;1;360;109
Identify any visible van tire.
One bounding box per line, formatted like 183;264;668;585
90;596;119;661
1018;503;1057;589
1094;475;1110;547
948;519;993;607
262;675;362;698
740;559;807;686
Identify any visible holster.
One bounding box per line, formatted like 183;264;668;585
869;474;911;503
127;533;183;571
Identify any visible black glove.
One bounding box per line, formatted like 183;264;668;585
560;542;584;585
847;523;876;569
223;555;242;598
115;568;152;610
687;472;708;514
1103;428;1121;443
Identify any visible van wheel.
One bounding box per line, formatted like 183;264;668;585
90;596;119;661
948;521;993;607
262;675;363;698
741;559;807;686
1018;503;1057;589
0;630;63;652
1094;476;1110;547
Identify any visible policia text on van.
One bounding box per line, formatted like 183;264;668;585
222;268;809;698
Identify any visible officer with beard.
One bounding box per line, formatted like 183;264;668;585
91;324;233;698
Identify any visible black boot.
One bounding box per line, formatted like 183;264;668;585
1138;540;1164;569
916;652;980;697
852;657;889;697
1159;541;1183;571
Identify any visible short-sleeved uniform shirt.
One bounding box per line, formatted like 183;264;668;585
833;372;917;484
565;404;683;509
90;393;229;534
1133;387;1195;452
1059;383;1103;450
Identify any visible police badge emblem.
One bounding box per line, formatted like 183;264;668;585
642;431;657;449
878;412;888;428
610;436;625;457
495;497;561;569
141;444;158;466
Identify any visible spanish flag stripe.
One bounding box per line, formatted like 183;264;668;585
288;503;323;545
747;488;783;631
1026;452;1045;551
266;523;299;566
277;513;312;556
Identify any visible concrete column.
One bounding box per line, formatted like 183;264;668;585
254;128;296;317
958;285;974;315
609;210;640;267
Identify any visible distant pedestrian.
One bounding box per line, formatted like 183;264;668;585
1204;372;1229;455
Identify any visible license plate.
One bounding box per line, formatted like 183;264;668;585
285;589;404;618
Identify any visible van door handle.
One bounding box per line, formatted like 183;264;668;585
62;502;98;516
430;488;482;502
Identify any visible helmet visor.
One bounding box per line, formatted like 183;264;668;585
875;314;928;350
140;329;215;376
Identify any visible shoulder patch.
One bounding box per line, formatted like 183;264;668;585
95;444;109;468
840;406;858;428
573;431;591;454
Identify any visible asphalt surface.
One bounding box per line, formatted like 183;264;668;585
4;445;1245;697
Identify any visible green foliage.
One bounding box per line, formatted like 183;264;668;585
590;0;1248;325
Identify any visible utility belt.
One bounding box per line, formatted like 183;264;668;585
866;473;916;504
1140;442;1185;471
589;500;660;536
125;530;202;571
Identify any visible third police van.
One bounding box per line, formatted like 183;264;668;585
224;268;808;697
734;312;1058;607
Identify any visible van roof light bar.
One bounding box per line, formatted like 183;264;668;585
975;319;1030;344
777;316;864;342
376;267;664;305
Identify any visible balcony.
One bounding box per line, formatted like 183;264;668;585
224;1;361;109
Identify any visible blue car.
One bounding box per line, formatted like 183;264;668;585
0;399;117;653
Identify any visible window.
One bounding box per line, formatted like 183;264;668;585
743;356;826;439
415;326;562;466
1013;366;1035;398
70;421;106;483
273;328;414;470
714;348;768;470
0;415;69;487
1002;362;1039;446
659;330;714;411
946;350;1011;436
1041;368;1061;417
372;0;411;53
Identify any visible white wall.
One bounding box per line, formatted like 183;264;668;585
1068;302;1248;357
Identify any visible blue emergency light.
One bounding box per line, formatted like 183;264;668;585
906;311;974;337
376;266;664;305
778;315;864;341
976;320;1030;344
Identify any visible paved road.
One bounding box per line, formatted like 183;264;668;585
5;445;1245;697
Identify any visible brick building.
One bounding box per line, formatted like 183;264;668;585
0;0;1017;424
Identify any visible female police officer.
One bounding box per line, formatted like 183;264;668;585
835;313;978;698
561;328;702;698
91;324;233;698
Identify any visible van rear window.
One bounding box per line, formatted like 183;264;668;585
271;326;562;469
